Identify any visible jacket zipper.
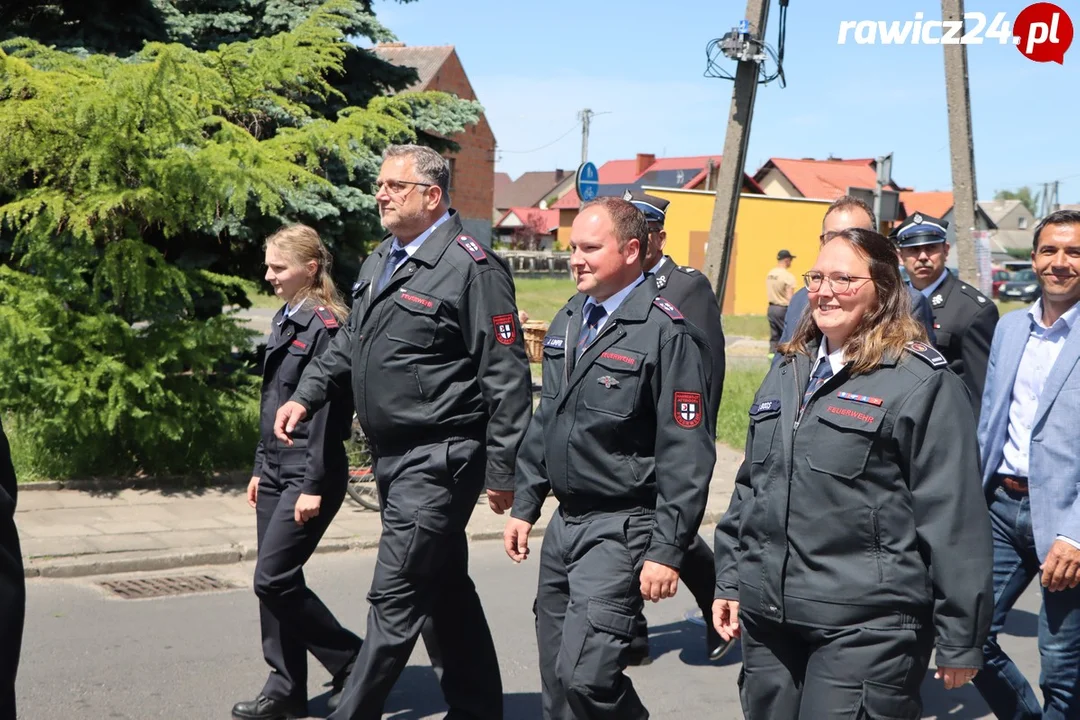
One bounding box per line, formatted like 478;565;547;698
871;508;884;582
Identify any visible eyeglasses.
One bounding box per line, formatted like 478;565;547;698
803;271;873;293
371;179;433;197
818;230;845;243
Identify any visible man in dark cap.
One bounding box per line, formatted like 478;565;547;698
0;418;24;719
765;249;797;355
893;211;998;417
624;189;731;663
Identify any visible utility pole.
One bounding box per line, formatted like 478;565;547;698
579;108;593;164
942;0;980;285
703;0;770;306
873;153;893;234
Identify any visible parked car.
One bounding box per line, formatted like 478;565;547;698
991;268;1012;299
999;268;1040;303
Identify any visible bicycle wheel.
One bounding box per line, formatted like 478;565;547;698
346;469;380;511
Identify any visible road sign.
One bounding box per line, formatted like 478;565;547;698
576;162;599;202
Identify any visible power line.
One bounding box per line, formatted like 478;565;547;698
498;122;581;155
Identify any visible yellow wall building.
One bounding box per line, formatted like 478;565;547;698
646;187;830;316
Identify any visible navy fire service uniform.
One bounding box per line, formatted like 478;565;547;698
512;280;717;720
715;341;993;719
891;212;998;418
292;210;533;720
250;300;362;715
626;189;728;661
0;417;24;720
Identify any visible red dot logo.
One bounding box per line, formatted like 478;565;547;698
1014;2;1073;64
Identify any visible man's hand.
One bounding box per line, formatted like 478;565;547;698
935;667;977;689
487;489;514;515
712;598;741;642
504;517;533;563
273;401;308;445
294;493;321;525
1041;539;1080;592
639;560;679;602
247;476;259;509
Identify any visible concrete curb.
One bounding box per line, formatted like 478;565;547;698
24;510;726;580
19;470;251;493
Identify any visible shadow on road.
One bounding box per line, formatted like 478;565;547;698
644;617;743;668
920;669;992;719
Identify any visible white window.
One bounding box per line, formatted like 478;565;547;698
1018;216;1028;230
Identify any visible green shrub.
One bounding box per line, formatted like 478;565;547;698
716;359;769;450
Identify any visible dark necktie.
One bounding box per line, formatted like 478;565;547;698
576;304;608;360
378;247;408;292
802;357;834;409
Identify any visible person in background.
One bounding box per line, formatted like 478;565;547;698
233;225;362;720
974;209;1080;720
892;211;998;419
766;250;797;356
0;417;24;720
623;189;730;663
715;228;993;719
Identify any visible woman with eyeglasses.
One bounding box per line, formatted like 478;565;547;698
712;228;993;719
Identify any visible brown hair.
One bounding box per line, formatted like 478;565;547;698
265;224;348;320
581;196;649;251
1032;209;1080;250
778;227;927;374
823;194;877;229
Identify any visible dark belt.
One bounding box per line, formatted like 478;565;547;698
994;473;1029;495
366;423;485;458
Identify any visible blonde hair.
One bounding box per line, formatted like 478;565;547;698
265;224;348;320
779;228;928;375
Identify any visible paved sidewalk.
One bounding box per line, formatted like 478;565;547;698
17;442;744;579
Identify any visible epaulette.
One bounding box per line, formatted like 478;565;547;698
313;305;340;329
456;235;487;262
652;297;684;321
675;265;699;275
903;340;947;368
958;282;991;307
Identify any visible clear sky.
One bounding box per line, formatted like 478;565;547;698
371;0;1078;204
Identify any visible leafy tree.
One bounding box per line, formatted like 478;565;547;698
0;1;479;477
994;186;1039;217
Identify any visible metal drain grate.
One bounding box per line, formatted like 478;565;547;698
98;574;236;600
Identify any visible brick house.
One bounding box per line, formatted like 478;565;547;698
371;43;496;243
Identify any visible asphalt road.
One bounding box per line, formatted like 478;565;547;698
18;538;1042;719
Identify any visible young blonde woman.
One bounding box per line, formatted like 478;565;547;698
233;225;362;720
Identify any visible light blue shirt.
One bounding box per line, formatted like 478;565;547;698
815;338;847;377
918;269;949;299
999;298;1080;549
582;274;646;334
279;298;306;324
387;210;451;274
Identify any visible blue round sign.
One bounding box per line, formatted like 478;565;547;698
576;162;599;202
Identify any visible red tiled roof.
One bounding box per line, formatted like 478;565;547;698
495;207;560;233
755;158;895;200
899;191;954;220
369;44;455;92
553;191;580;209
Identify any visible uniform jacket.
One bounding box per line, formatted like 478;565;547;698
254;302;353;496
292;211;532;491
510;281;717;570
979;307;1080;561
651;256;726;421
716;342;993;667
926;270;998;418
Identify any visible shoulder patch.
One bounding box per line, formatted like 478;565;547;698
676;265;698;275
652;297;684;321
312;305;340;329
903;340;947;368
456;235;487;263
958;282;989;305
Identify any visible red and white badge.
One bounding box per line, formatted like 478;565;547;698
492;313;517;345
674;391;703;429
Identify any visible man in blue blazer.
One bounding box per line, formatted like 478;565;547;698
975;209;1080;720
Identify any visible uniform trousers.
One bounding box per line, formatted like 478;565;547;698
0;424;23;720
767;304;788;354
535;507;653;720
737;610;932;719
329;438;502;720
255;466;361;703
629;533;716;657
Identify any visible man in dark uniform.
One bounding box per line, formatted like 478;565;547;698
0;418;23;720
504;197;717;720
893;211;998;417
623;190;730;663
275;144;533;720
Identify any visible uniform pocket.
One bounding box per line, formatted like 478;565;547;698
855;679;921;719
541;346;565;399
582;351;644;418
568;598;637;694
807;407;883;480
401;506;452;578
387;291;441;348
747;402;781;465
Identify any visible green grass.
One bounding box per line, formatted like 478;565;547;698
514;276;577;324
244;279;286;310
722;314;770;341
715;358;770;450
